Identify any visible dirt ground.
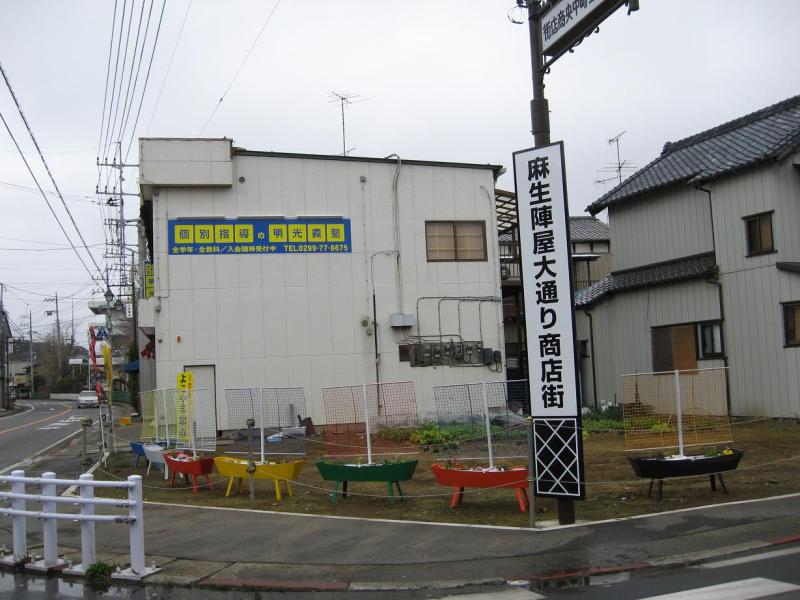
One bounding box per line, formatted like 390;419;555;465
98;419;800;527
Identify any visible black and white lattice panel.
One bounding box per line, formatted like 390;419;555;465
533;418;583;498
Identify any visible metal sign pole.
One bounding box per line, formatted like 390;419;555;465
259;388;265;464
362;383;372;464
674;370;685;457
481;382;494;469
527;416;536;527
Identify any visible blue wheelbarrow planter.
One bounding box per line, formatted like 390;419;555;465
628;449;744;500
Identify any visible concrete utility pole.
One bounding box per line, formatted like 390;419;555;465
29;310;34;398
527;1;550;147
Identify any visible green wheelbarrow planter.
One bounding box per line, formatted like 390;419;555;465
315;460;419;504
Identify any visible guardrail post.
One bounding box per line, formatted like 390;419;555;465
128;475;145;574
31;472;65;571
11;469;27;563
79;474;96;570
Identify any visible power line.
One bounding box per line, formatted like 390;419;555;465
97;0;119;161
115;0;153;151
0;109;100;283
0;62;108;289
145;0;192;136
101;0;129;164
198;0;282;135
123;0;166;162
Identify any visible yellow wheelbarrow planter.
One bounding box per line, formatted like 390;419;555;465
213;456;305;501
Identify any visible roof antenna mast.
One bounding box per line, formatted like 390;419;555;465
328;91;362;156
608;131;626;185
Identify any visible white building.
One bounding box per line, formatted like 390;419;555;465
136;138;506;429
576;95;800;417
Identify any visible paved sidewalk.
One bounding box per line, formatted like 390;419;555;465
1;432;799;593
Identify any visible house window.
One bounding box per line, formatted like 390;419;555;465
697;321;723;359
653;321;724;371
652;324;697;372
783;302;800;347
743;211;774;256
425;221;487;262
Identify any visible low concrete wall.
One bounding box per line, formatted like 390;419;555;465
50;393;78;401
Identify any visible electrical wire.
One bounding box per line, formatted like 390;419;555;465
122;0;166;163
145;0;192;136
113;0;150;149
0;109;101;286
0;63;109;289
198;0;282;135
97;0;119;162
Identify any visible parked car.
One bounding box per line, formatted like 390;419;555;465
77;389;100;409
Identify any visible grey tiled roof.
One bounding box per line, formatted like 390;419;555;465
569;217;609;242
575;252;717;307
588;95;800;215
497;217;609;243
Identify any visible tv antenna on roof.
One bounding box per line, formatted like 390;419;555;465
328;91;366;156
608;131;627;185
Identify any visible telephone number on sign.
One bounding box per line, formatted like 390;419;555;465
285;244;350;253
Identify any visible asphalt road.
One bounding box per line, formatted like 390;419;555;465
0;400;92;474
544;541;800;599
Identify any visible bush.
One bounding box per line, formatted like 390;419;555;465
84;561;115;588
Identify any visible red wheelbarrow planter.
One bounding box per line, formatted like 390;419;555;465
628;449;744;500
431;463;530;512
164;452;216;494
316;460;418;504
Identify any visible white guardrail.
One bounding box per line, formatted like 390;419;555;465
0;470;158;580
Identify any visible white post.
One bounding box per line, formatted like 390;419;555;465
97;404;106;458
161;392;170;446
362;383;372;465
259;388;265;464
674;369;685;457
190;421;197;458
10;469;27;562
482;382;495;469
41;472;58;568
128;475;145;575
79;473;96;569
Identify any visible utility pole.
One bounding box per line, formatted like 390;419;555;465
29;310;34;399
527;2;550;147
45;292;63;378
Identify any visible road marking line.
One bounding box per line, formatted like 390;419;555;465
639;577;800;599
437;590;546;599
0;403;72;436
698;545;800;569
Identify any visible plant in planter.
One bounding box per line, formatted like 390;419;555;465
317;381;421;504
430;382;530;512
623;369;744;500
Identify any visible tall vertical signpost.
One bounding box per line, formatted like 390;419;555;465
513;143;584;523
515;0;638;524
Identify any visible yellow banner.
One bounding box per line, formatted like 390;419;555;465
175;371;193;444
102;344;112;405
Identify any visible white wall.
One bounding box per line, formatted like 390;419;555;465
143;142;505;427
609;187;713;271
582;279;722;409
709;159;800;417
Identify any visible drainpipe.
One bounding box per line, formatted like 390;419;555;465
584;310;599;412
697;183;731;413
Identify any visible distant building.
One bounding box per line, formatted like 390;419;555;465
577;95;800;417
136;138;506;427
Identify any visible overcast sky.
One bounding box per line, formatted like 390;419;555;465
1;0;799;343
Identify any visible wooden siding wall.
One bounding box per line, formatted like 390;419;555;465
609;187;713;271
709;159;800;417
581;279;722;409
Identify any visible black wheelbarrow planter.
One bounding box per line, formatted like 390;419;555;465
628;449;744;500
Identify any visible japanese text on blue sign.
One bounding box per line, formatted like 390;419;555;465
167;217;352;255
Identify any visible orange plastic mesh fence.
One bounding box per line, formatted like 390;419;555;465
621;368;733;452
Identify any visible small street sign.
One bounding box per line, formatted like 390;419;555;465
540;0;625;60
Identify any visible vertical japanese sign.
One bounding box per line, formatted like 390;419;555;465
513;141;585;499
175;371;193;445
